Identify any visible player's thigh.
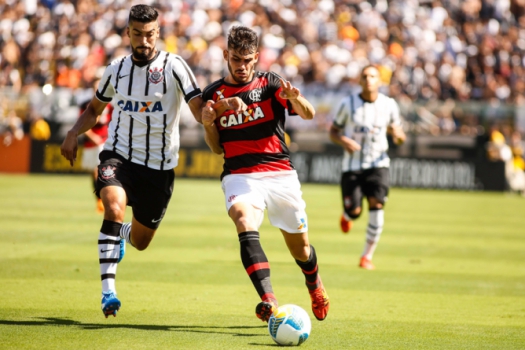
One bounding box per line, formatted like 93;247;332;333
341;171;363;211
222;175;266;230
362;167;389;204
131;164;175;229
222;174;266;212
265;173;308;234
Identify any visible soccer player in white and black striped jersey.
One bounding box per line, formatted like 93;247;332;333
329;65;406;270
60;4;241;318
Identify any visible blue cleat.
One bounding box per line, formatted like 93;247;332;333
101;291;121;318
117;239;125;263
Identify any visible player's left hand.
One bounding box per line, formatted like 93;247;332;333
388;124;405;145
279;78;300;100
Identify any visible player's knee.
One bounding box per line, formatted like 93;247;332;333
103;203;126;222
234;216;258;232
346;207;362;219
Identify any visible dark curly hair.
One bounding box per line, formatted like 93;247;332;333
128;4;158;24
227;26;259;55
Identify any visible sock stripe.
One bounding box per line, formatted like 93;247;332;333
101;273;116;281
99;258;119;264
301;265;318;275
98;239;120;245
261;292;277;302
246;262;270;276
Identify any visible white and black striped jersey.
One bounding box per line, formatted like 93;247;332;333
332;93;402;172
96;50;201;170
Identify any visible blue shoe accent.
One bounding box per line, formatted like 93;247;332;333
101;291;121;318
117;239;125;263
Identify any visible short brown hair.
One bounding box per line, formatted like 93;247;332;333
227;26;259;55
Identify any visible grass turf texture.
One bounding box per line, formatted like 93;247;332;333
0;174;524;349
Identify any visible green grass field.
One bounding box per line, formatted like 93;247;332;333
0;174;524;349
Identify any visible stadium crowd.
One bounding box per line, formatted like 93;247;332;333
1;0;525;140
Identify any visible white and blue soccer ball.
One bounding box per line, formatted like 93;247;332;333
268;304;311;346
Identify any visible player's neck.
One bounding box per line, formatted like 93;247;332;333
360;91;378;103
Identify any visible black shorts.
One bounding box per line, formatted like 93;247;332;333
96;150;175;229
341;167;389;212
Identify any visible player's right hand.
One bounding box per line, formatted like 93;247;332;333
60;130;78;166
202;100;217;127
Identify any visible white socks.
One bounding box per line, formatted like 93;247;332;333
362;209;384;260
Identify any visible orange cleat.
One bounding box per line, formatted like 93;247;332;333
359;256;375;270
96;199;104;213
308;277;329;321
255;298;278;322
340;215;353;233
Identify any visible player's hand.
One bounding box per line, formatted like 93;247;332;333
279;78;300;100
388;124;405;145
221;97;247;114
60;131;79;166
202;100;217;127
344;138;362;154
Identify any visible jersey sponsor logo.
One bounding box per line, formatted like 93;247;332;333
219;107;265;128
117;100;164;112
148;67;164;84
249;88;262;102
101;165;116;180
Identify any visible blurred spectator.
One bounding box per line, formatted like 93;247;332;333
0;0;523;138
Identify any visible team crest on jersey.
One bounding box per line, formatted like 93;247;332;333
249;89;262;102
149;67;164;84
101;165;116;180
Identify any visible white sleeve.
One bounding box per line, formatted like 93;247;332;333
95;64;115;103
389;98;402;126
332;96;351;128
170;55;202;103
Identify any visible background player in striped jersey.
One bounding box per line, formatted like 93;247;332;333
329;65;406;270
60;4;240;318
201;26;329;323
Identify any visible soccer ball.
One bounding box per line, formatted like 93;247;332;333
268;304;311;346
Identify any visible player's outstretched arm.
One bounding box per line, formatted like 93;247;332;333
202;100;223;155
279;78;315;120
61;97;107;166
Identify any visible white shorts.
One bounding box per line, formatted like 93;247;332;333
81;145;104;170
221;171;308;233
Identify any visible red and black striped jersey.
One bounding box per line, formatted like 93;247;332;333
202;71;297;179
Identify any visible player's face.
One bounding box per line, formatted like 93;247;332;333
128;21;160;61
360;67;381;93
224;49;259;84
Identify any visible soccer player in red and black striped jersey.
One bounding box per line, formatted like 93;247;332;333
201;26;329;322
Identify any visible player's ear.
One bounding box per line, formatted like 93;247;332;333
254;51;259;63
223;50;228;61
